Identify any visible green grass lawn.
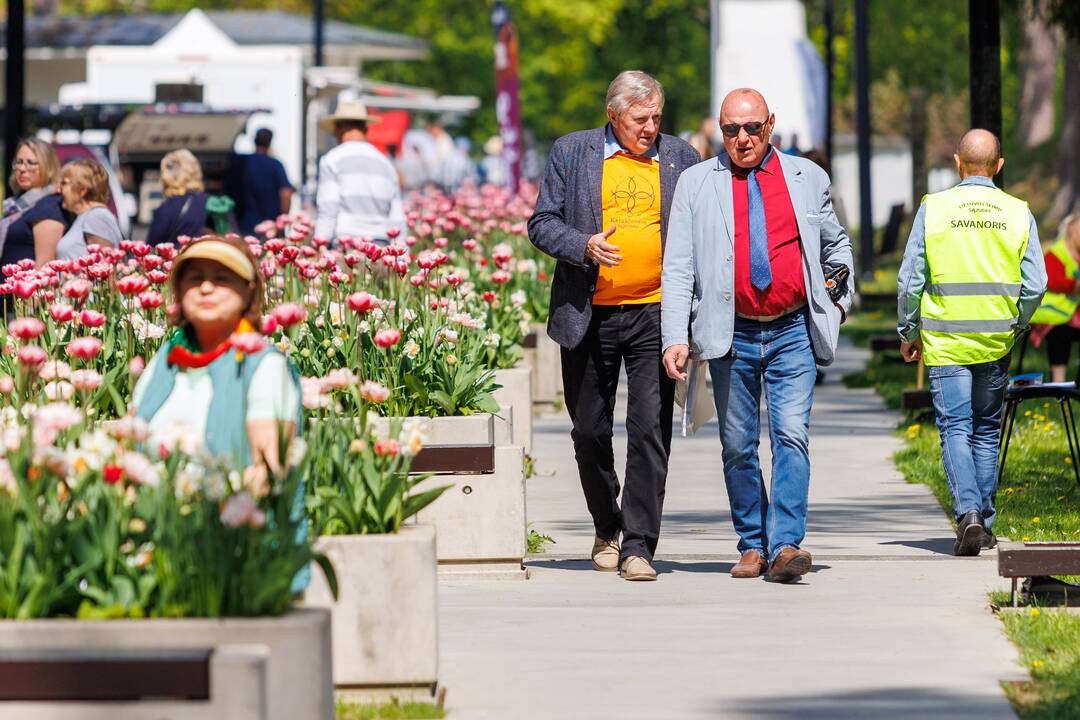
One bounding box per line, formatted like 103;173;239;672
1000;608;1080;720
336;700;446;720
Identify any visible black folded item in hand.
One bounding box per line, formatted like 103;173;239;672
824;265;850;303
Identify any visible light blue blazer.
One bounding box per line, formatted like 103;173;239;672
661;151;854;366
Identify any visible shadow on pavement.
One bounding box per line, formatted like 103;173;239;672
879;537;957;555
719;686;1012;719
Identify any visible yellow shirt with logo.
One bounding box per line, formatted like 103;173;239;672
594;152;663;305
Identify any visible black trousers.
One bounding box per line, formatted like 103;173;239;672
560;303;675;562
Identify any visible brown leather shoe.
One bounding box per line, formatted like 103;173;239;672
731;550;768;578
767;548;812;583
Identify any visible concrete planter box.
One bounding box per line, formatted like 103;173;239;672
303;526;438;696
413;445;528;580
369;412;511;447
523;324;563;404
493;365;533;454
0;609;332;720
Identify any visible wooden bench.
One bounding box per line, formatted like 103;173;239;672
998;541;1080;606
0;646;268;719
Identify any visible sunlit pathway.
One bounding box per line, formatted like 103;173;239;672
437;339;1024;719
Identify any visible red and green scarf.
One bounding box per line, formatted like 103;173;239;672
165;318;256;369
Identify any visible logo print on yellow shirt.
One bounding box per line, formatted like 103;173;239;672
610;176;655;213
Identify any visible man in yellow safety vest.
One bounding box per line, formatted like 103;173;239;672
897;128;1046;556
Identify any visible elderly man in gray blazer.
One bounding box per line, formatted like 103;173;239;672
528;71;700;581
661;88;854;583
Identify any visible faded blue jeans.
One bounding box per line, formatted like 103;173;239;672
928;357;1010;529
708;309;817;563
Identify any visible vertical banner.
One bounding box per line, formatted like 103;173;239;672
491;2;522;191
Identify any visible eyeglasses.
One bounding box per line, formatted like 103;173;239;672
11;160;40;169
720;121;768;138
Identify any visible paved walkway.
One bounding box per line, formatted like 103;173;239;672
438;340;1025;719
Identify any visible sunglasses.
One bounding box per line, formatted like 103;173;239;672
720;121;768;138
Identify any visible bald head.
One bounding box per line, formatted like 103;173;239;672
955;129;1003;178
720;88;770;119
719;88;774;168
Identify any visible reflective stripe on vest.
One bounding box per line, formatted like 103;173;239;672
1030;237;1080;326
920;184;1030;366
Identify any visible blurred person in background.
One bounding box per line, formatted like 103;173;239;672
147;149;209;246
480;136;508;187
231;128;294;236
314;100;406;245
686;117;716;161
56;159;123;261
1028;212;1080;382
0;138;68;269
436;137;479;193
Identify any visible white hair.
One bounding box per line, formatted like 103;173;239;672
606;71;665;118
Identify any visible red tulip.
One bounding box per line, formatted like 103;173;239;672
17;345;47;368
386;227;401;240
103;464;123;484
270;303;308;327
373;329;402;348
63;279;92;300
374;438;400;457
13;279;39;299
482;291;496;304
66;336;103;361
346;292;376;314
49;303;74;323
138;291;164;310
79;310;107;328
116;274;149;295
130;243;151;257
9;317;46;340
260;315;278;335
147;270;169;284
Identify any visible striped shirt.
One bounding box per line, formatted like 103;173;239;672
314;140;407;243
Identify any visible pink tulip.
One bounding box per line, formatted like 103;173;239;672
79;310;107;328
346;292;376;314
373;329;402;348
70;369;103;391
270;303;308;327
17;345;47;368
386;227;401;240
49;303;74;323
138;291;164;310
0;376;13;394
229;332;266;355
492;270;512;284
360;380;391;404
115;274;149;295
13;279;39;299
87;263;111;280
63;279;92;300
130;243;151;258
462;238;478;251
260;315;279;335
66;336;103;361
129;356;146;378
8;317;46;340
148;269;169;284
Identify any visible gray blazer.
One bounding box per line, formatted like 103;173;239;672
660;152;854;366
527;127;701;349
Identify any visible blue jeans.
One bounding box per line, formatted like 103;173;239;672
928;358;1010;529
708;309;817;563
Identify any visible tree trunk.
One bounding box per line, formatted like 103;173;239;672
909;87;928;209
1018;0;1061;148
1050;38;1080;222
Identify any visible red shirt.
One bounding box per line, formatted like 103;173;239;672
1045;251;1075;295
732;150;806;316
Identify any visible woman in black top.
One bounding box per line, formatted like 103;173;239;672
147;149;210;246
0;138;69;268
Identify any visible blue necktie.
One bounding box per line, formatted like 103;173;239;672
747;168;771;290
